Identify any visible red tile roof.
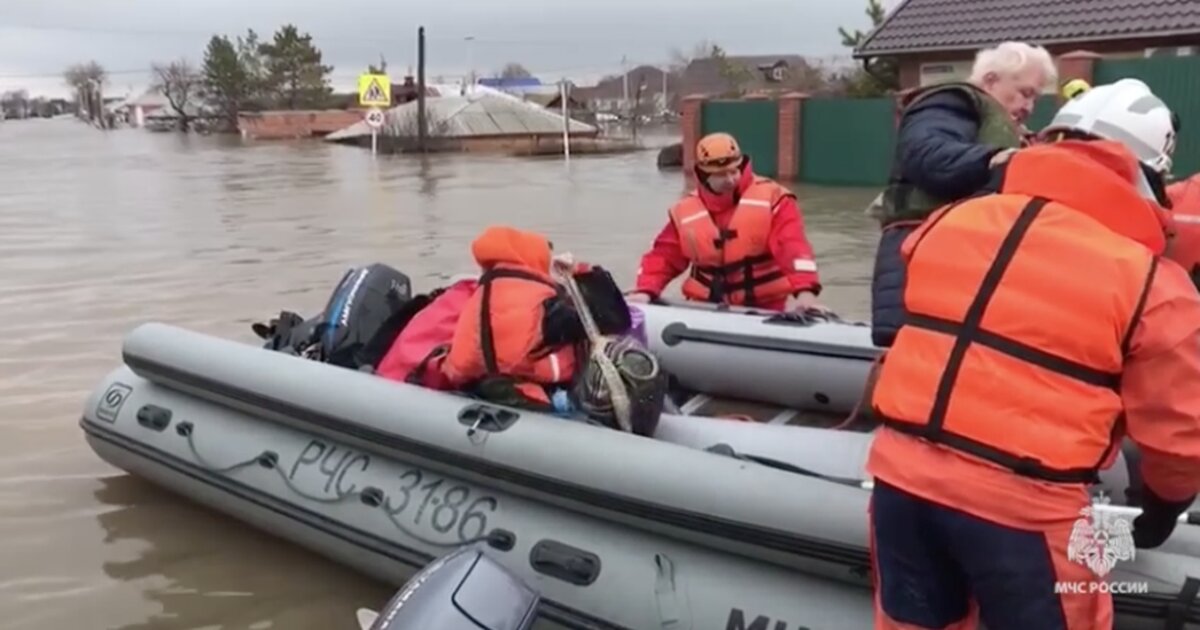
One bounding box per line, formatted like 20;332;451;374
855;0;1200;57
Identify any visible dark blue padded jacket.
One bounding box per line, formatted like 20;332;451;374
871;90;1003;347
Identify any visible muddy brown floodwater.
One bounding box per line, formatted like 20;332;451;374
0;118;880;629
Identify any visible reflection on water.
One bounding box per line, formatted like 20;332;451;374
0;118;879;629
94;476;388;630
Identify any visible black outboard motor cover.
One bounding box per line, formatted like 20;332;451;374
360;547;539;630
315;263;414;369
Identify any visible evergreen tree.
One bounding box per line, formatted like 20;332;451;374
259;24;333;109
202;35;251;127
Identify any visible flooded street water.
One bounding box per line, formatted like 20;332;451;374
0;118;880;629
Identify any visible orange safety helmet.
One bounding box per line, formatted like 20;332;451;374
695;132;744;174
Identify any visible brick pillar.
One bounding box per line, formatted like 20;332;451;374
1055;50;1100;104
680;95;707;186
776;92;807;181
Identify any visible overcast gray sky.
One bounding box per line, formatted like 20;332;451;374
0;0;897;98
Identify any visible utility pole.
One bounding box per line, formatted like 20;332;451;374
417;26;427;152
661;66;668;115
560;78;571;162
621;55;629;117
465;36;475;91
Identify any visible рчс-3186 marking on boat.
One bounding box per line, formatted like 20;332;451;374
288;438;499;543
385;469;499;542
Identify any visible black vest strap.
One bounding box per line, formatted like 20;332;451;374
478;268;556;375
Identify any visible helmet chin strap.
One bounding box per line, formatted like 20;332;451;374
1138;162;1172;208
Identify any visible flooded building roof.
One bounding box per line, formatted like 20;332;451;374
326;84;596;141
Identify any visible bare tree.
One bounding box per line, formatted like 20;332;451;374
152;59;203;131
1;90;30;119
668;39;718;73
63;61;108;126
499;63;533;79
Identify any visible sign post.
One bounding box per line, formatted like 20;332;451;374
364;107;385;156
357;73;392;158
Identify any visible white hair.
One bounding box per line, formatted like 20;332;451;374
968;41;1058;88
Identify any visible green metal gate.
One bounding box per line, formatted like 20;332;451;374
701;100;780;177
1094;55;1200;177
800;97;896;186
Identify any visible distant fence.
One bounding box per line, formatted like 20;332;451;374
701;99;780;177
685;53;1200;186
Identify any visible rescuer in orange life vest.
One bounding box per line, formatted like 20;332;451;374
866;79;1200;629
1167;171;1200;289
626;133;824;311
441;226;588;410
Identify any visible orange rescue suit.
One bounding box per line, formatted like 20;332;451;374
669;177;796;306
871;140;1169;484
442;226;577;405
1168;173;1200;283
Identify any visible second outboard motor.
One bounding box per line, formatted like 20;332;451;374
356;547;540;630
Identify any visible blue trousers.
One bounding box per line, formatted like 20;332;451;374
870;480;1107;629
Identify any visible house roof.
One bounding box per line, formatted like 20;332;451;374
680;55;822;96
325;84;595;141
583;65;674;100
855;0;1200;57
522;92;584;108
477;77;543;89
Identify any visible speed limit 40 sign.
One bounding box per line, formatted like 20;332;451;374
364;107;385;129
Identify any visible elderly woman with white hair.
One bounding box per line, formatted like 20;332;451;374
870;41;1057;349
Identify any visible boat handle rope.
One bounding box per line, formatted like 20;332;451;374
709;443;1200;526
176;421;508;549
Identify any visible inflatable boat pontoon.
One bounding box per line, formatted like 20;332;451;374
638;300;880;416
81;320;1200;629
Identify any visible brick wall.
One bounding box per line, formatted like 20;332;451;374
238;110;365;140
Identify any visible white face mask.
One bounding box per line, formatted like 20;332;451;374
705;172;738;193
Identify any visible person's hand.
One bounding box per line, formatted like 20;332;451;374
624;291;653;304
989;148;1018;168
787;291;827;313
1132;489;1195;549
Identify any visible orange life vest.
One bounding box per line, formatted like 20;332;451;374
871;140;1167;484
670;177;795;306
442;227;578;406
1167;174;1200;283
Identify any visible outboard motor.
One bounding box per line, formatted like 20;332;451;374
315;263;416;370
356;547;540;630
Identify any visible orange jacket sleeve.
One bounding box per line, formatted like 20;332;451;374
767;195;821;294
1121;259;1200;502
633;220;690;297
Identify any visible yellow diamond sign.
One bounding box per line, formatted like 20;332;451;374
357;73;391;107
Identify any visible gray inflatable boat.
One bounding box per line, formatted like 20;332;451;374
81;322;1200;629
637;300;880;415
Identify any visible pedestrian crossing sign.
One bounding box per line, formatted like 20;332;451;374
358;73;391;107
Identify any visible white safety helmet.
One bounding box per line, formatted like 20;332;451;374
1043;78;1177;175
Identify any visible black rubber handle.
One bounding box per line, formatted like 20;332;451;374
530;540;600;586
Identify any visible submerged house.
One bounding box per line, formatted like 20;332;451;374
325;84;599;154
